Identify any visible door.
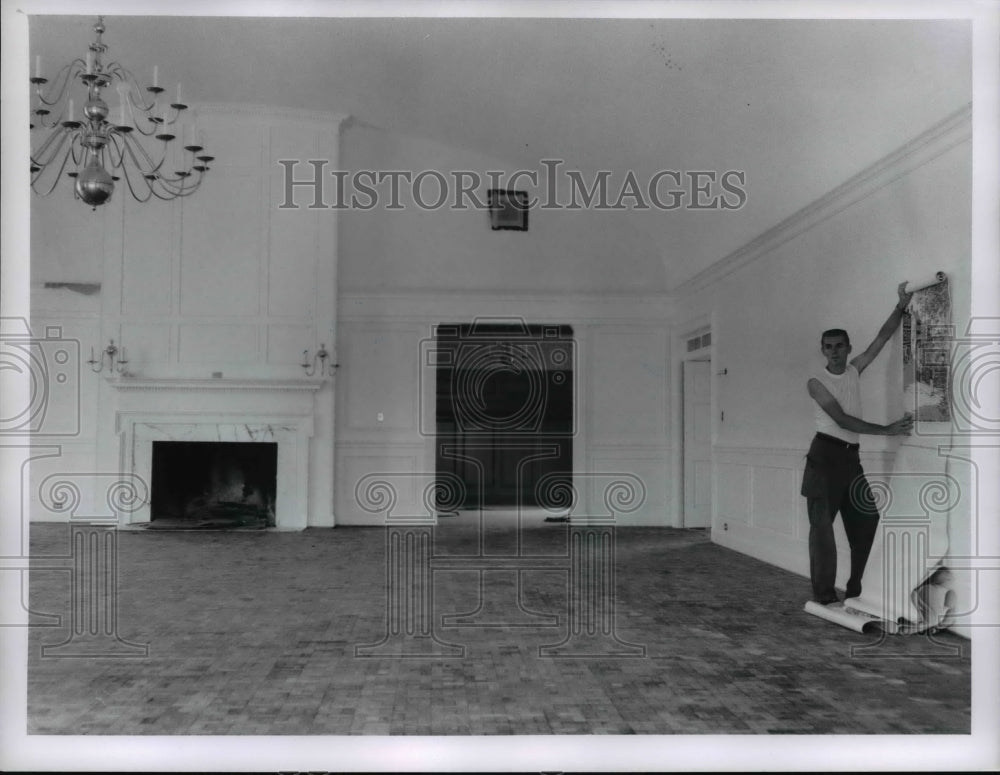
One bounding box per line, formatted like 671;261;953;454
435;323;573;508
682;360;712;527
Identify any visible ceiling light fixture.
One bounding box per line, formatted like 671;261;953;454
30;16;213;210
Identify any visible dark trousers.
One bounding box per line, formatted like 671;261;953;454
800;434;880;603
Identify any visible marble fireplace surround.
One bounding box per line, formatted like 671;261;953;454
108;379;323;530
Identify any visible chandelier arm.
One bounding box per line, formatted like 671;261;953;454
118;133;173;191
31;137;78;197
126;104;167;138
117;133;152;174
156;154;197;185
127;132;169;175
161;106;187;127
116;153;157;204
170;177;205;198
105;130;127;168
30;124;71;166
149;185;183;201
68;135;85;167
101;73;159;138
150;171;205;200
104;62;158;112
34;60;84;107
154;173;197;196
120;93;159;138
113;68;169;137
33;112;65;131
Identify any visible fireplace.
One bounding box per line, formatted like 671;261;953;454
150;441;278;528
106;378;327;530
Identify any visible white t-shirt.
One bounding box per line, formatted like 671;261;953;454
812;363;861;445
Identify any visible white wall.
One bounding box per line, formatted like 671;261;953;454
670;107;974;634
338;123;667;294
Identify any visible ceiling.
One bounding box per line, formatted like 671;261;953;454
27;12;972;290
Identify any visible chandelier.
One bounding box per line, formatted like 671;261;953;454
30;16;213;209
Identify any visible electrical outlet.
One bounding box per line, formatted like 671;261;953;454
723;522;728;531
377;412;384;422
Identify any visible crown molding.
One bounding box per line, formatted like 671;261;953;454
672;104;972;298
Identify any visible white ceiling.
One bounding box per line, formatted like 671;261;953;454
28;13;972;289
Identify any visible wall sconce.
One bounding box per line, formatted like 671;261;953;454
88;339;128;374
301;344;336;377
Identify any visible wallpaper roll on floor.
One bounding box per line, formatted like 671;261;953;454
844;439;954;633
803;601;899;634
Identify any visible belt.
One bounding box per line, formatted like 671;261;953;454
815;432;860;451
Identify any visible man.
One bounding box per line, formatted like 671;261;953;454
802;281;915;606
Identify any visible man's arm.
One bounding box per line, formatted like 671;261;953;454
850;281;914;375
807;379;913;436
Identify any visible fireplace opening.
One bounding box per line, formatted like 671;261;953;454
150;441;277;528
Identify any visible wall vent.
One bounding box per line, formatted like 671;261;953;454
686;329;712;353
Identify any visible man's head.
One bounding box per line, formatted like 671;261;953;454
820;329;852;372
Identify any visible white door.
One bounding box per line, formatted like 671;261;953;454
683;360;712;528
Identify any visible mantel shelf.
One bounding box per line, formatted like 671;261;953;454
105;377;325;393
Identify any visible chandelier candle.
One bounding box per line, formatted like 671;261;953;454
29;16;214;209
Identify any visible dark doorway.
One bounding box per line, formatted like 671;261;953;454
150;441;278;528
435;321;573;508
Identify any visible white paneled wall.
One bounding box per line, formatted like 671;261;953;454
334;295;673;526
104;107;343;381
30;105;346;526
670;108;974;634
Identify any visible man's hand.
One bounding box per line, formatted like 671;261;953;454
886;412;914;436
852;282;915;374
897;280;914;311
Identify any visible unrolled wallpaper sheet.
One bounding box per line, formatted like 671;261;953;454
805;275;956;634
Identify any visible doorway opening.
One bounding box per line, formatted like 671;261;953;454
434;321;574;509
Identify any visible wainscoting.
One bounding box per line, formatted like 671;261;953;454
712;445;893;581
